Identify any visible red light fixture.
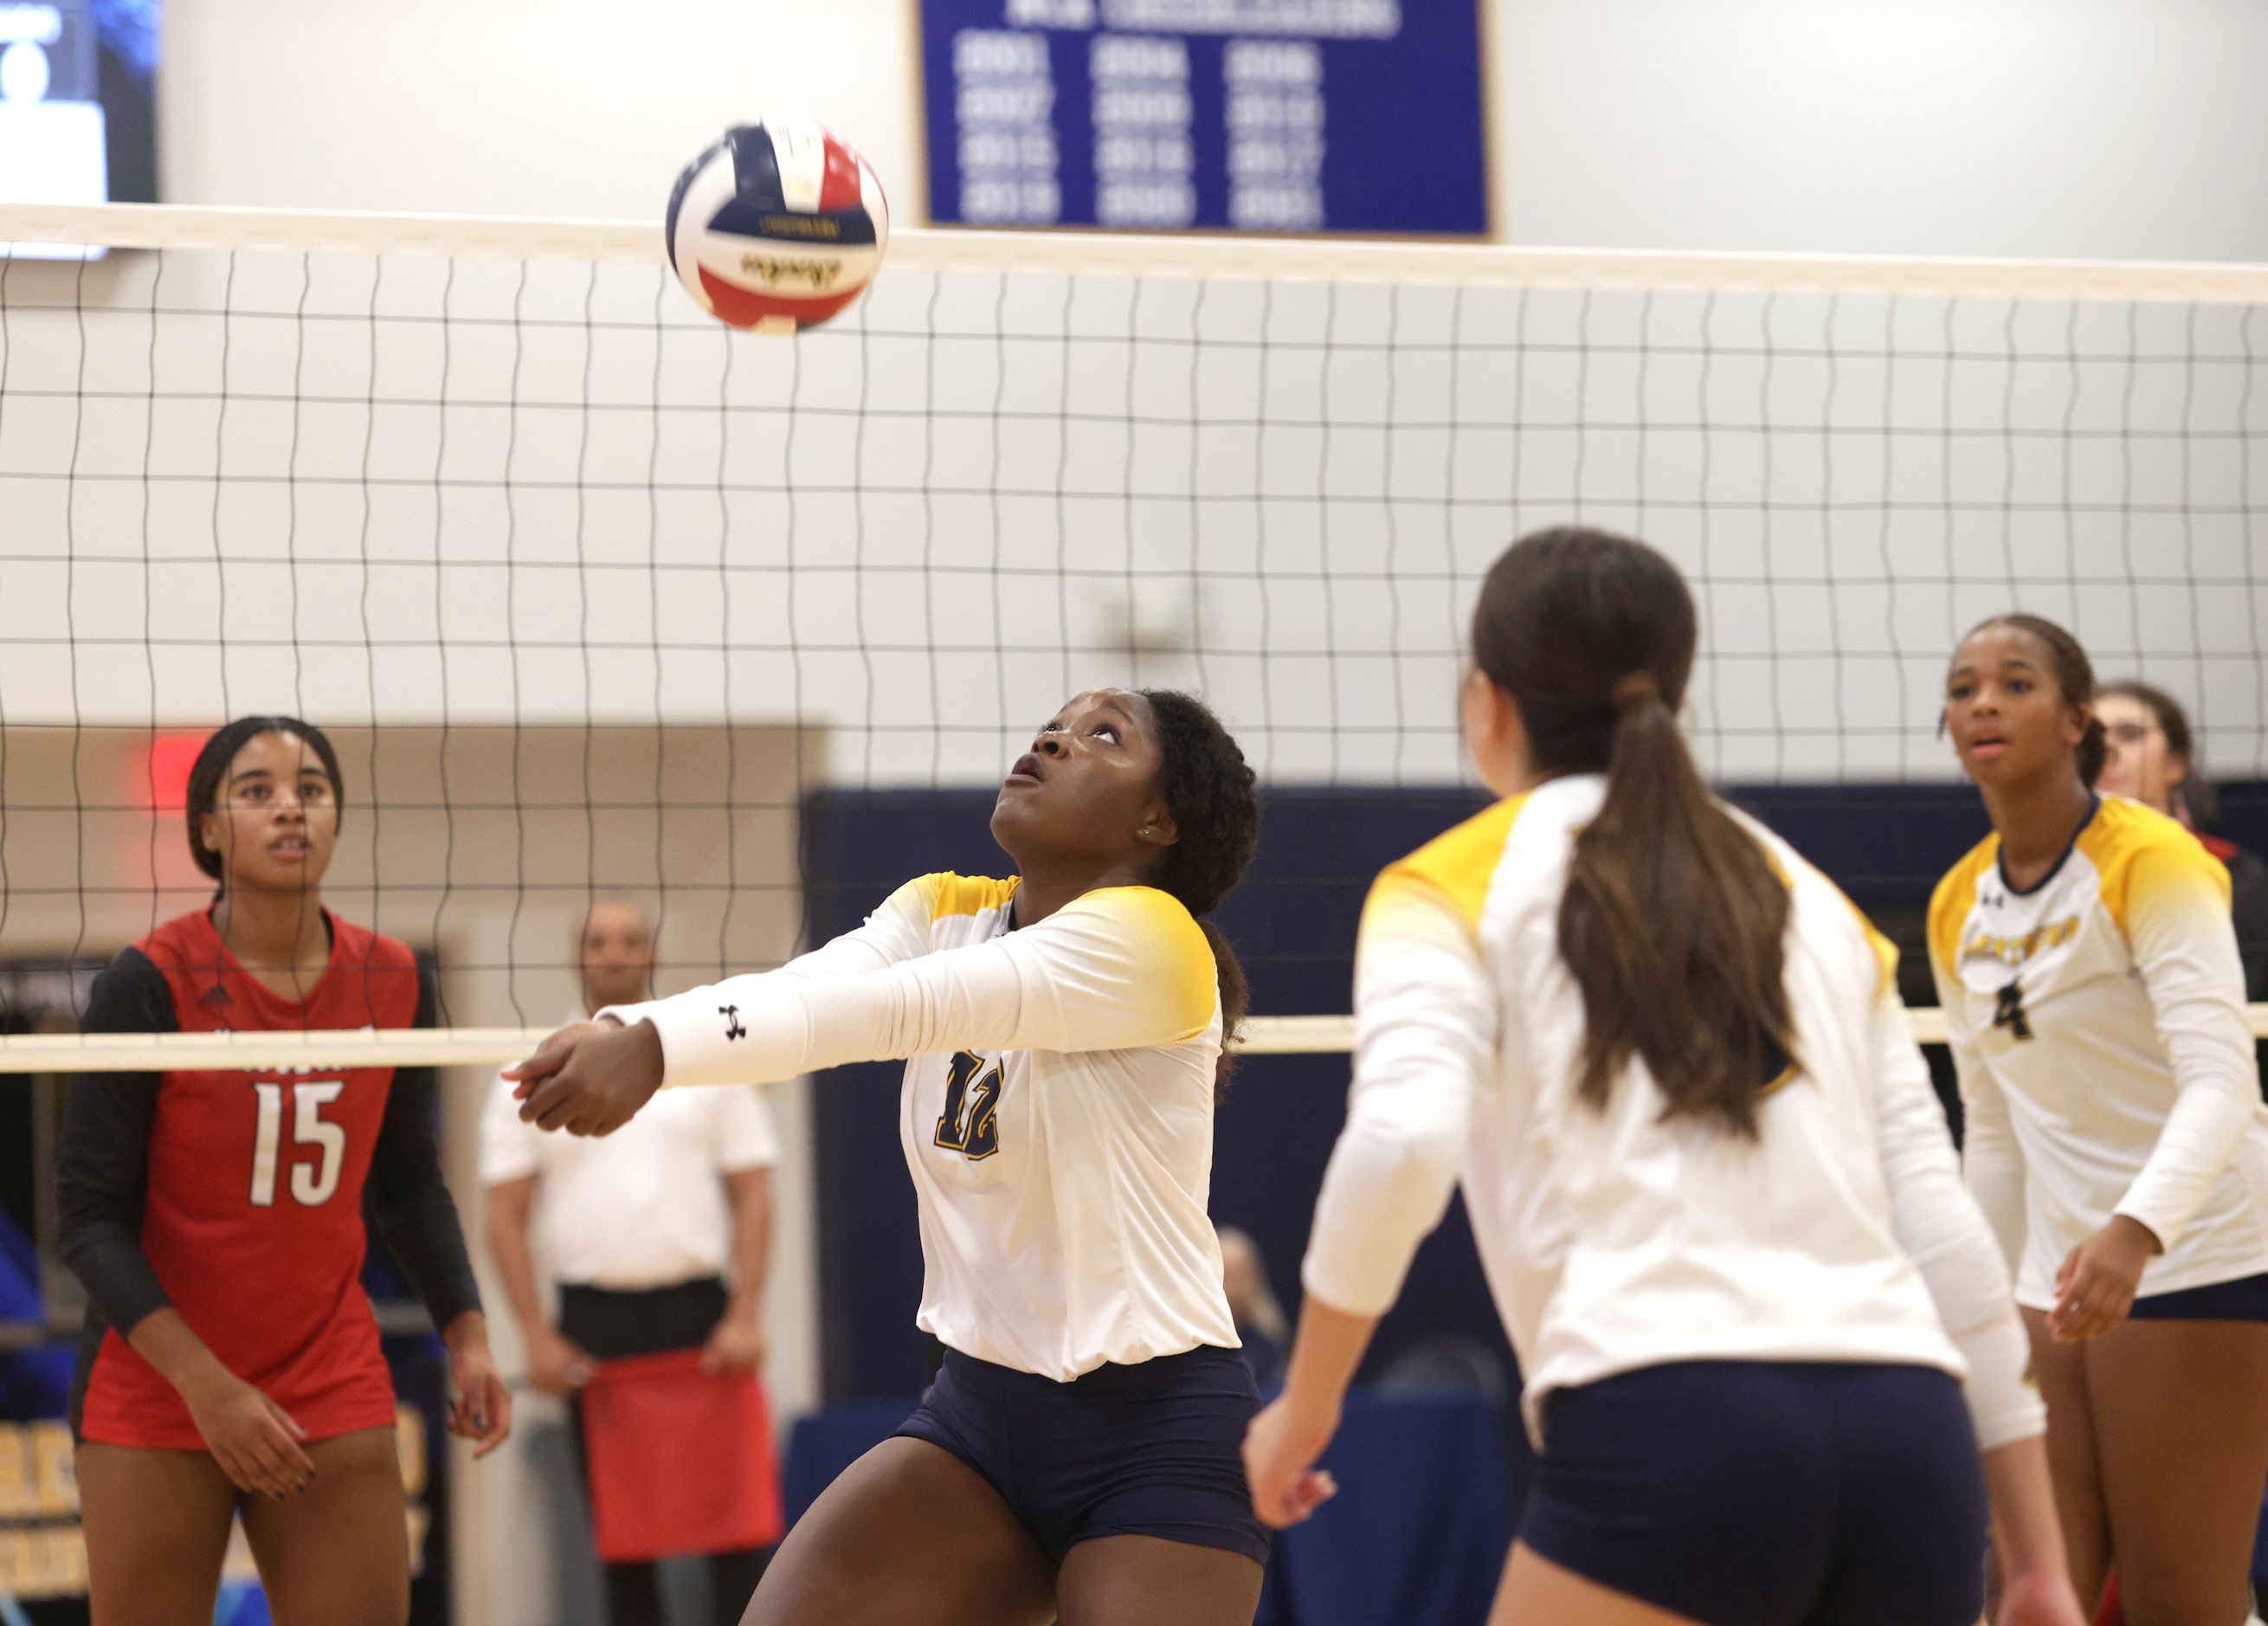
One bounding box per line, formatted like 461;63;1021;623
145;735;202;812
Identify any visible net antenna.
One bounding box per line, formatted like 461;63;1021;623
1;202;2265;1072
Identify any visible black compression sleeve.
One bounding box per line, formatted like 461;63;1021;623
54;948;177;1338
363;964;483;1332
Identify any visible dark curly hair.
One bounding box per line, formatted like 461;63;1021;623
1137;689;1260;1087
184;715;345;883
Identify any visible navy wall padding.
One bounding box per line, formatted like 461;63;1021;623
802;779;2268;1403
2222;783;2268;859
0;1208;72;1419
0;1207;42;1323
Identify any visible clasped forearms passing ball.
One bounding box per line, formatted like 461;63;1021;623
507;1016;668;1138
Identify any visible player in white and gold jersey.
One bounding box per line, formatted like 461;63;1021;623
1935;613;2268;1626
509;688;1269;1626
1245;530;2084;1626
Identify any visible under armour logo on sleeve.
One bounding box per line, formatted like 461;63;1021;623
720;1004;746;1041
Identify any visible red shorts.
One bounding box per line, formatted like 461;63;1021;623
77;1289;398;1452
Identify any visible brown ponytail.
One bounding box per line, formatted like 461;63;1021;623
1473;528;1794;1138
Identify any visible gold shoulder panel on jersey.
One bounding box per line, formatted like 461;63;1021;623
2078;796;2233;932
1073;886;1218;1041
919;873;1023;921
1929;836;1998;979
1366;796;1530;939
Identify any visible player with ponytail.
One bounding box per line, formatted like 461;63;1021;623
1247;529;2082;1626
1934;614;2268;1624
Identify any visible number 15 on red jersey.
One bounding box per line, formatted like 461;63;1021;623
248;1080;348;1207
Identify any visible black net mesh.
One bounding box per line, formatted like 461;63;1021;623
0;228;2262;1040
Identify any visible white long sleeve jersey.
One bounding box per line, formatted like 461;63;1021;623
1303;775;2043;1452
1930;796;2268;1310
602;874;1240;1381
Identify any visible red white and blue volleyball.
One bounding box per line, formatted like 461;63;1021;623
666;117;889;334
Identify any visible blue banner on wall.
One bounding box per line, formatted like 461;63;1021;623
918;0;1490;236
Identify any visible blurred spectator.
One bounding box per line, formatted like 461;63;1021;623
482;901;781;1626
2097;682;2268;1003
1218;1225;1287;1388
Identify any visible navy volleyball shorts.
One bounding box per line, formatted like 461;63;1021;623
893;1343;1271;1568
1521;1360;1988;1626
2127;1270;2268;1321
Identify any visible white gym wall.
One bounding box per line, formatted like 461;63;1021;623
156;0;2268;261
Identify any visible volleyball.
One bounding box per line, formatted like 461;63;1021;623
665;117;889;334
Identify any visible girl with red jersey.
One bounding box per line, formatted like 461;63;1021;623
56;717;512;1626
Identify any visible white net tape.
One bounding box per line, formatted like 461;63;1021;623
1;1010;2263;1073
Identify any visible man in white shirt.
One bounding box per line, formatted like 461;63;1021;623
482;900;781;1626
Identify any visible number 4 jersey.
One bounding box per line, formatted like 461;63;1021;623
60;908;473;1450
1929;795;2268;1311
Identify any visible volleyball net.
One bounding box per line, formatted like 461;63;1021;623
1;203;2265;1069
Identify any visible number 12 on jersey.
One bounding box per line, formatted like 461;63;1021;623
249;1080;348;1207
934;1051;1003;1161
